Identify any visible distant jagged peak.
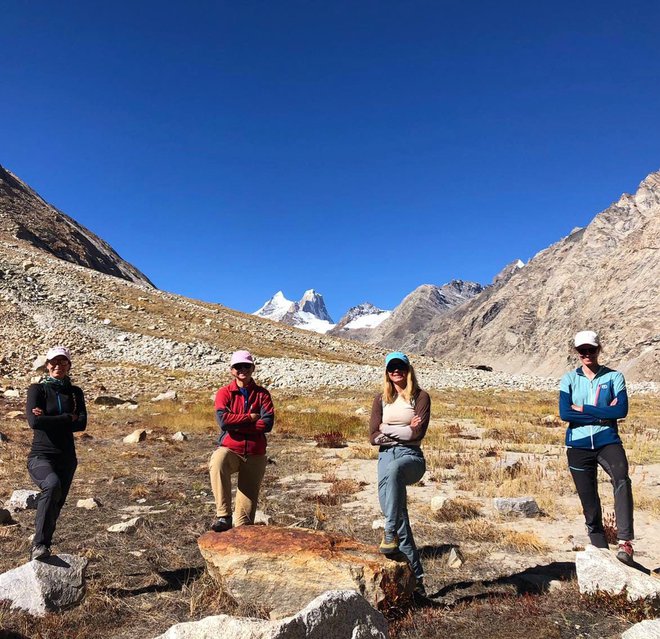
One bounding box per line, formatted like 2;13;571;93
253;288;335;332
333;302;391;332
299;289;333;323
254;291;296;321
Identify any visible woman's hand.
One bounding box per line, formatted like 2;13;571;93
32;407;43;416
609;398;618;406
410;415;423;437
249;413;259;422
571;404;584;412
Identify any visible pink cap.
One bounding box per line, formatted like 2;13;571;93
230;350;255;367
46;346;71;363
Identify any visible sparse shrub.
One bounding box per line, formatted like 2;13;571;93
603;511;618;544
130;484;150;499
582;590;660;623
446;423;462;438
329;479;363;496
314;431;346;448
433;498;482;522
306;493;340;506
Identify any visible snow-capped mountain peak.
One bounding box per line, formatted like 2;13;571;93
254;291;296;322
254;289;335;333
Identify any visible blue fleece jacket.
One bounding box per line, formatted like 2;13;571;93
559;366;628;449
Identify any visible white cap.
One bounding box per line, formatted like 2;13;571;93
46;346;72;362
574;331;600;348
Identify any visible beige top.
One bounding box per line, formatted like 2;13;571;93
375;395;417;446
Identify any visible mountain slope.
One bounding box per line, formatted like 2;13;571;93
421;171;660;379
0;165;153;286
369;280;484;350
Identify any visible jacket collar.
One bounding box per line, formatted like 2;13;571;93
228;379;256;393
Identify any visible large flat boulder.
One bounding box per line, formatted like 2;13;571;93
622;619;660;639
575;546;660;601
154;589;388;638
0;554;87;616
198;527;413;618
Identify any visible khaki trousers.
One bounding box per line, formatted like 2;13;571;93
209;446;267;526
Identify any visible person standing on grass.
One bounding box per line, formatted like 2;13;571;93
369;351;430;596
559;330;635;565
208;350;274;532
26;346;87;561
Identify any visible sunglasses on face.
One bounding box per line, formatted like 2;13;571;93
48;358;70;367
577;347;598;356
232;363;253;371
386;364;409;373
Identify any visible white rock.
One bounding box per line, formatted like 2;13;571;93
123;429;147;444
6;411;23;420
447;547;464;568
372;519;385;530
622;619;660;639
0;554;87;616
575;546;660;601
493;496;540;517
32;355;48;370
107;517;143;533
152;390;177;402
76;498;101;510
254;510;271;525
172;431;189;442
102;318;111;325
354;407;368;416
430;495;448;513
117;402;139;410
6;489;40;511
3;389;19;398
154;589;389;638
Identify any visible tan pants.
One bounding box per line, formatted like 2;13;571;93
209;447;267;526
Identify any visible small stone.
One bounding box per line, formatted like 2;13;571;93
152;390;177;402
6;490;40;511
354;407;368;415
254;510;271;525
622;619;660;639
123;430;147;444
541;414;562;426
172;431;189;442
3;389;19;398
493;496;540;517
93;396;136;407
0;432;9;442
102;318;111;325
0;508;13;524
107;517;143;533
76;498;101;510
32;355;48;371
430;495;448;513
6;411;23;420
372;519;385;530
447;547;464;568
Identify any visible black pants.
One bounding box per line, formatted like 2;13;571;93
27;455;77;548
567;444;634;547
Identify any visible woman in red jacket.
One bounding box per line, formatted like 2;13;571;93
208;350;274;532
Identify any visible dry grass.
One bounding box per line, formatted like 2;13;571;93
432;498;482;522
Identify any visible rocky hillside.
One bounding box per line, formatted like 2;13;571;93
0;165;153;286
416;171;660;380
368;280;484;349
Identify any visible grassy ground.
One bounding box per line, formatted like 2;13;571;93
0;388;658;638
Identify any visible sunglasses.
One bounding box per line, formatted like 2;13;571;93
577;347;598;356
232;363;253;371
386;363;409;373
48;358;70;366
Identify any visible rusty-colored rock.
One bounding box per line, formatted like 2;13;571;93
198;526;414;619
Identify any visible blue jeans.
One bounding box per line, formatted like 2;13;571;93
377;445;426;579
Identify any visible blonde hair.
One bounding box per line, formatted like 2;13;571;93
382;364;420;404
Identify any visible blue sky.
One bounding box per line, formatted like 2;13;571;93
2;1;660;321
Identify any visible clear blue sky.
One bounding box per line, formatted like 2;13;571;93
2;1;660;321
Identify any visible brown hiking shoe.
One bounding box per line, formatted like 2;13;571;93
379;531;399;554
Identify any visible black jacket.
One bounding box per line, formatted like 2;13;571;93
26;380;87;458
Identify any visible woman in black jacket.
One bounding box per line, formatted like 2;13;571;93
26;346;86;560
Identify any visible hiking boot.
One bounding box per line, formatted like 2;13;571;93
414;578;426;597
30;545;51;561
211;516;232;533
379;531;399;554
616;540;634;566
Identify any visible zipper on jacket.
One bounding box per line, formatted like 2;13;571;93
56;391;62;415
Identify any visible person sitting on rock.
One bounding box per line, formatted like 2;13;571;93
369;351;430;596
559;330;635;565
209;350;274;532
26;346;87;561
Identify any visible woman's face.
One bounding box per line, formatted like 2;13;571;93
46;356;70;379
386;360;409;387
576;345;600;367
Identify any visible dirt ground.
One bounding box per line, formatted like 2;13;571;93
1;389;658;638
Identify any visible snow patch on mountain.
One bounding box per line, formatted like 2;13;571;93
254;289;335;333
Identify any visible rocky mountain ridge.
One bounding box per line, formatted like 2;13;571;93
0;165;153;287
254;289;335;333
411;171;660;380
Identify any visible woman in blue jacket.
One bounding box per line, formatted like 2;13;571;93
559;331;634;565
26;346;87;561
